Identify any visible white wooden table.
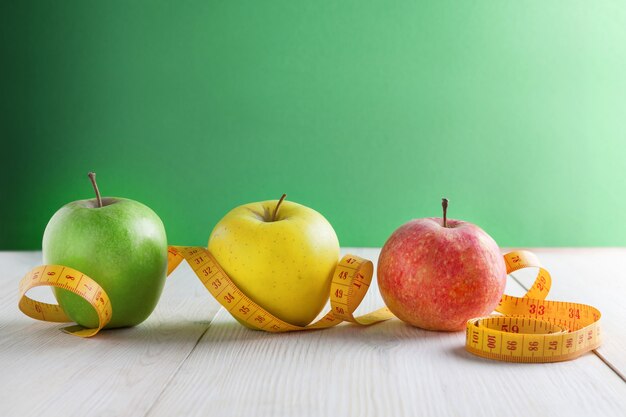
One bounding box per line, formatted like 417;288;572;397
1;248;625;417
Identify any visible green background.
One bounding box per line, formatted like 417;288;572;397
2;1;626;250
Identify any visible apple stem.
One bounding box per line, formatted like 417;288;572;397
442;198;448;228
88;172;103;208
272;194;287;221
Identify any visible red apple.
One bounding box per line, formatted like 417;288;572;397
377;199;506;331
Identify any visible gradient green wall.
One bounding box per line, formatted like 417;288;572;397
2;1;626;250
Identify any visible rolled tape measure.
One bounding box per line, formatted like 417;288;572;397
466;250;602;363
18;248;601;362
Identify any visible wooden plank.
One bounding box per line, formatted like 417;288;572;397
0;251;221;417
148;248;626;417
506;248;626;380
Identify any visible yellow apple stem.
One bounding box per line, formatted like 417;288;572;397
442;197;448;227
88;172;103;208
272;194;287;221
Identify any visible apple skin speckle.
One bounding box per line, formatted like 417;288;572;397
377;217;507;331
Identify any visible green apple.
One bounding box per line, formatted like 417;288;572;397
208;195;340;327
42;173;168;329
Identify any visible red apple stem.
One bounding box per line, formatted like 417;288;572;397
442;198;448;228
88;172;103;208
272;194;287;221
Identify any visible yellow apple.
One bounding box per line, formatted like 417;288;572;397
208;195;340;327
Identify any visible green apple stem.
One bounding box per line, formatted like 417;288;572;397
88;172;103;208
442;198;448;228
272;194;287;221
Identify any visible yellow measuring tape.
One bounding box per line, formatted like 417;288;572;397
466;250;601;362
18;248;601;362
18;246;393;336
18;264;112;337
165;246;393;331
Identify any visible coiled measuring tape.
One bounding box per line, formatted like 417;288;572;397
466;250;601;362
17;248;601;362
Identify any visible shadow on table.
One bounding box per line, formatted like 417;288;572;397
0;318;215;347
191;316;464;346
